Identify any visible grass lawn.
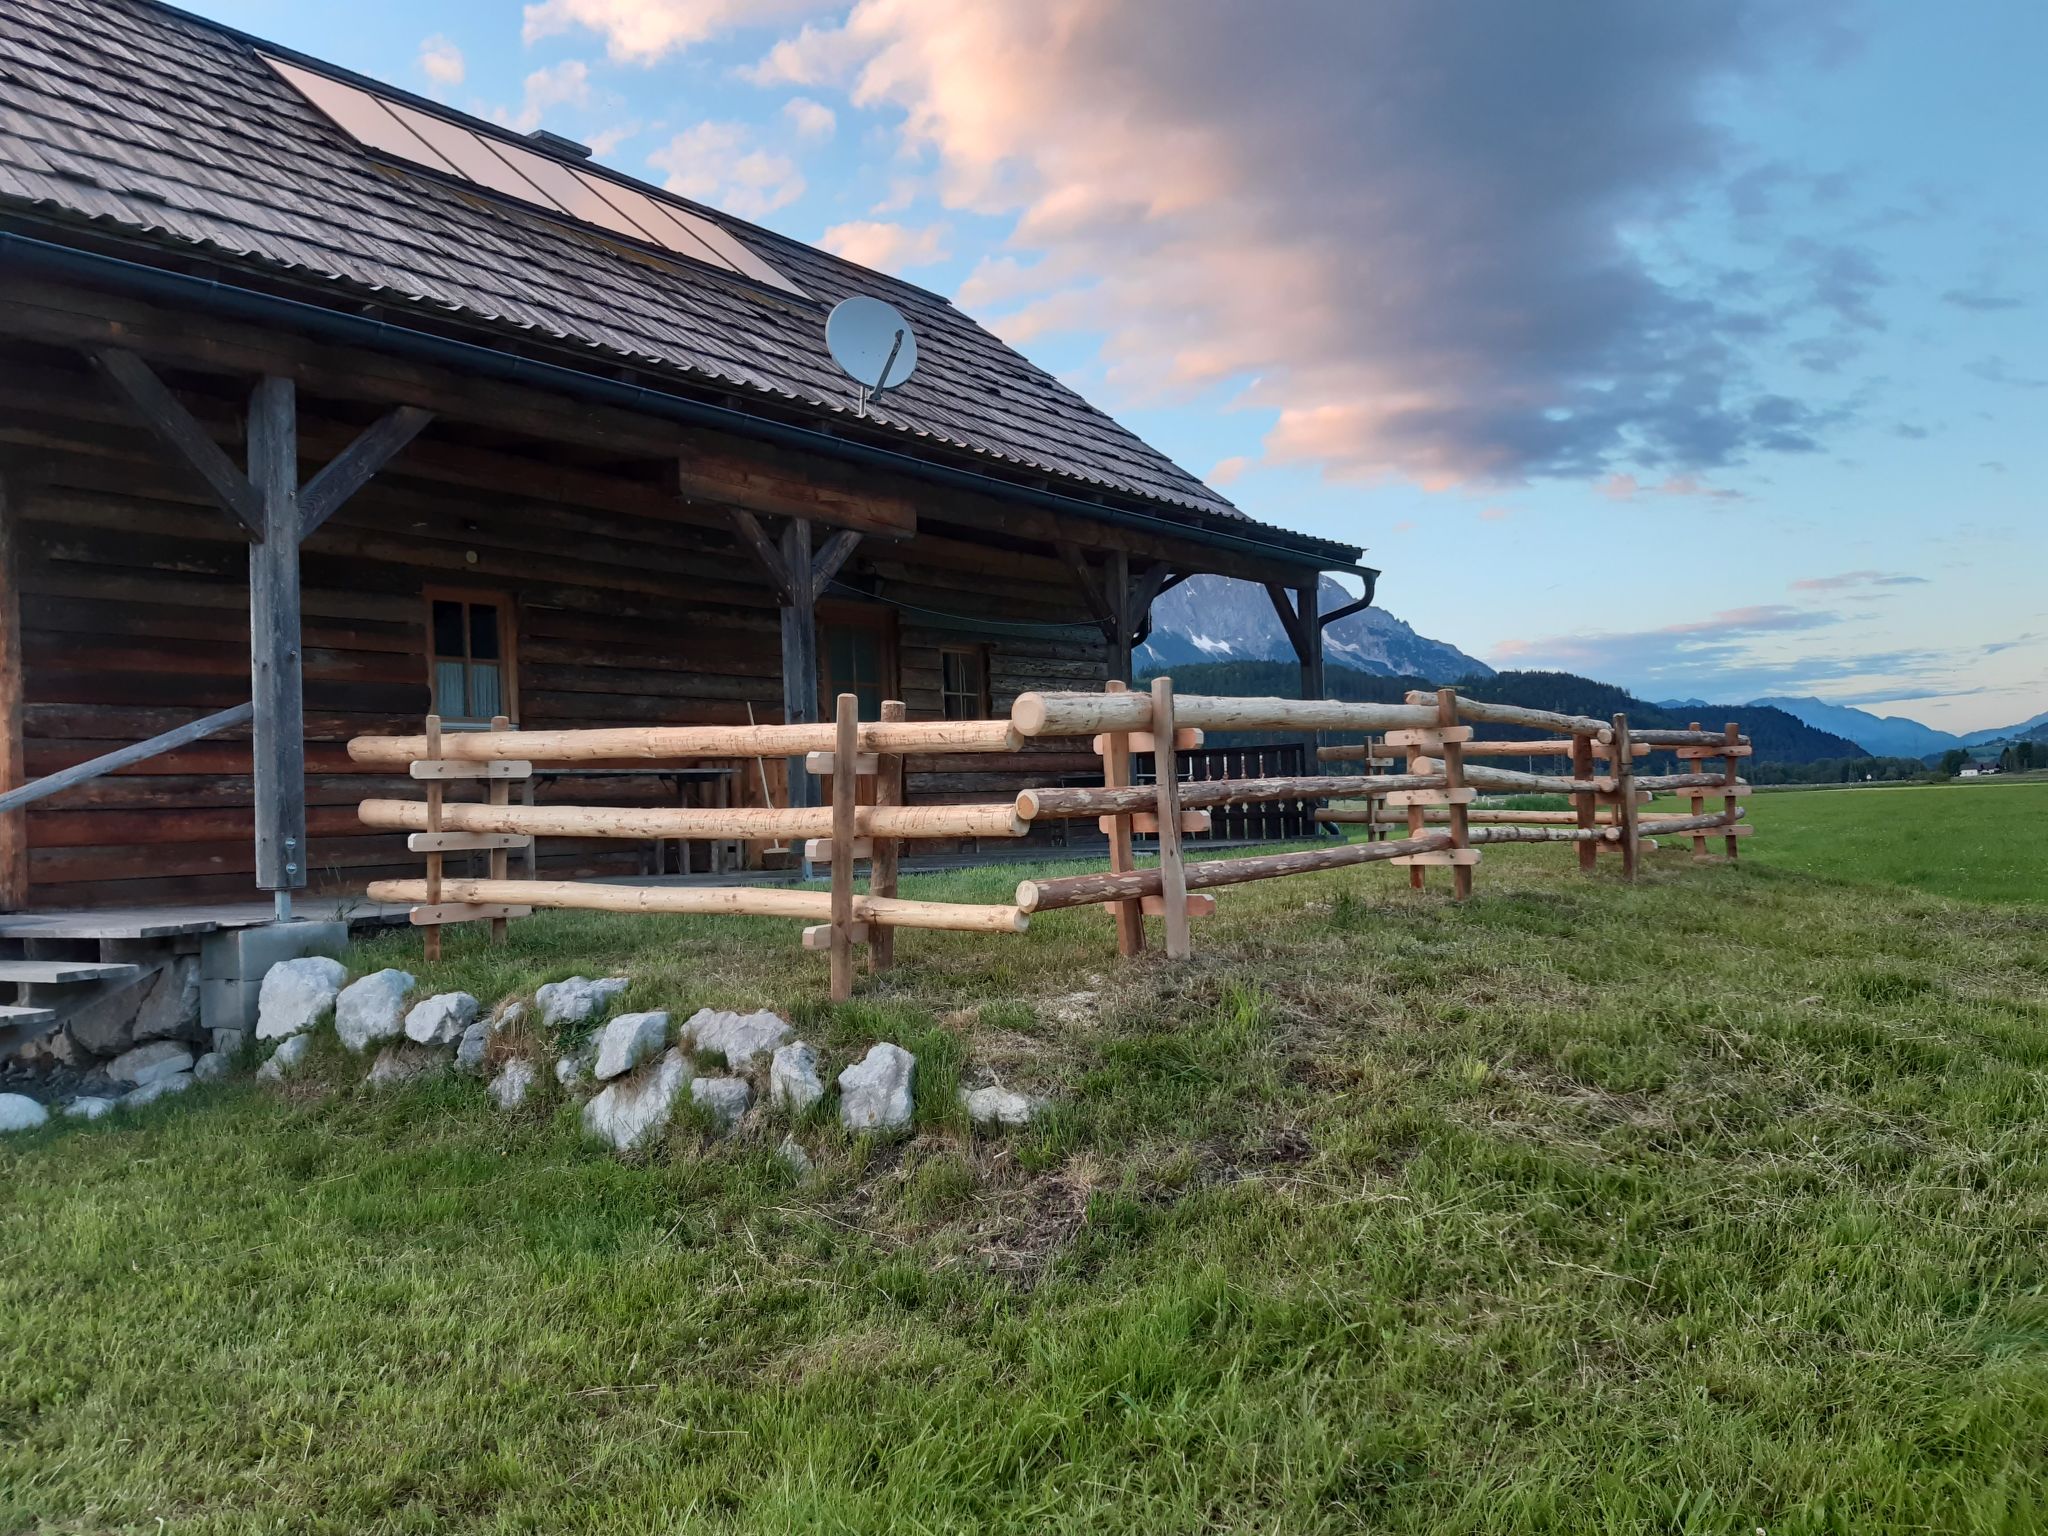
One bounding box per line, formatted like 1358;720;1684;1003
4;789;2047;1532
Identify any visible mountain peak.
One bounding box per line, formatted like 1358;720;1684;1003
1137;574;1492;682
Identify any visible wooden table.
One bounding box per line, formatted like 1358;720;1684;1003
519;767;740;879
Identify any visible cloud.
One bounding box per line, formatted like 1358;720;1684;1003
524;0;821;62
782;96;837;142
648;122;805;219
1967;355;2048;390
724;0;1855;489
493;60;596;134
418;35;465;87
1942;286;2023;312
820;219;950;272
1787;571;1928;593
1208;455;1251;487
1599;473;1747;502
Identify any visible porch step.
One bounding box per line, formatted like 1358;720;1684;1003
0;1002;58;1029
0;960;145;986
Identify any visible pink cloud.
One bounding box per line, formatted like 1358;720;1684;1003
820;219;951;273
1599;473;1746;502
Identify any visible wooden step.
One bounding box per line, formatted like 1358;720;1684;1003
0;1002;58;1028
0;960;144;986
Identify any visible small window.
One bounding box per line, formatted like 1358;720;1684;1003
427;592;514;723
821;611;895;720
940;647;989;720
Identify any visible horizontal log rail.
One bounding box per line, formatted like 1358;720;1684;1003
359;798;1028;841
1017;772;1446;821
1014;831;1456;912
365;877;1029;934
1630;728;1752;748
0;701;253;815
1636;808;1747;835
1402;691;1614;741
1012;691;1441;739
349;717;1021;766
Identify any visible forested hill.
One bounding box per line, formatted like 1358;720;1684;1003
1137;661;1866;765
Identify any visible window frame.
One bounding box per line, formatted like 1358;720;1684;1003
817;602;899;719
423;586;519;727
938;644;991;721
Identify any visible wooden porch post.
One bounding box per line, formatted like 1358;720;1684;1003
0;473;24;911
247;377;307;909
1108;548;1133;685
779;517;820;812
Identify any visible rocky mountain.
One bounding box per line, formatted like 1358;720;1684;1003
1136;573;1493;681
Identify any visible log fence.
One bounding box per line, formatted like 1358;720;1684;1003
350;681;1752;997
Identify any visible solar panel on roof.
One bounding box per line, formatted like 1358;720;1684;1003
261;54;806;300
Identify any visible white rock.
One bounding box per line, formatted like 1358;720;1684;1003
192;1051;231;1083
961;1086;1044;1128
335;969;415;1053
681;1007;793;1071
105;1040;195;1087
691;1075;751;1131
63;1096;116;1121
581;1047;692;1152
555;1054;587;1089
121;1072;194;1109
491;998;527;1033
536;976;631;1028
256;1032;314;1082
838;1043;916;1132
0;1093;49;1132
593;1010;669;1080
404;991;478;1046
769;1041;825;1113
453;1019;493;1077
775;1134;813;1178
367;1043;446;1087
488;1058;538;1110
255;956;347;1041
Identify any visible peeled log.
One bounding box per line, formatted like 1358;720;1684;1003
1465;825;1610;845
360;798;1026;841
1405;691;1613;741
1018;772;1447;820
1015;832;1455;911
1630;728;1752;748
1634;773;1749;793
1010;691;1440;738
1636;808;1748;835
365;877;1028;933
349;718;1021;766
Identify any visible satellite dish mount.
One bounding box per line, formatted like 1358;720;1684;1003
826;296;920;419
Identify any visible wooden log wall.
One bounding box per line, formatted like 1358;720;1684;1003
0;345;1110;908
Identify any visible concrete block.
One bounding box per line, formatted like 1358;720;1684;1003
200;921;347;983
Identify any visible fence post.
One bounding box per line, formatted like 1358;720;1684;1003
869;699;905;973
1571;730;1597;872
1150;676;1193;960
1613;712;1639;880
1436;688;1473;900
1099;679;1145;957
1723;721;1742;863
423;713;444;961
1401;725;1427;890
487;715;513;944
829;692;859;1001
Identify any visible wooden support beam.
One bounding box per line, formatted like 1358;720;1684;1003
723;508;796;604
779;517;819;812
1614;713;1640;880
1108;548;1132;684
1127;560;1175;651
247;375;306;895
1723;721;1743;863
1100;679;1144;957
1263;583;1313;665
810;528;863;602
1437;687;1474;899
92;348;264;537
1572;732;1598;874
0;474;22;910
298;405;432;535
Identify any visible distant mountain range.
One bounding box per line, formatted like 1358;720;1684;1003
1137;576;2039;762
1744;696;2048;758
1136;573;1492;682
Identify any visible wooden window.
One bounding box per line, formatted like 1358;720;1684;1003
940;646;990;720
426;590;516;723
821;607;896;719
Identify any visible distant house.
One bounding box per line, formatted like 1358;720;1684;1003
1959;764;1983;778
0;0;1370;916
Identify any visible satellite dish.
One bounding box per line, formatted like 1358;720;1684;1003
826;296;918;417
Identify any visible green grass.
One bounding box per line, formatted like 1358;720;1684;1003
4;789;2047;1532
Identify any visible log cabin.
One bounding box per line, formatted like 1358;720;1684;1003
0;0;1371;924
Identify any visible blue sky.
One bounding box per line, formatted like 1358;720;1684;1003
184;0;2044;733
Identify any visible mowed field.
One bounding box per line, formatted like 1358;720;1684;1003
3;783;2045;1533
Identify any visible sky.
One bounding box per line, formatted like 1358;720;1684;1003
183;0;2045;733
